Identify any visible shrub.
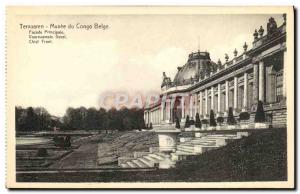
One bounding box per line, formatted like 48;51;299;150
184;115;190;128
53;136;64;147
195;113;202;128
209;110;217;127
227;107;236;125
36;148;48;157
189;119;195;126
175;116;180;129
202;119;208;125
255;100;266;123
64;135;71;148
239;112;250;121
216;116;224;124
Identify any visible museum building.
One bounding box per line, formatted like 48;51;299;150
144;15;287;128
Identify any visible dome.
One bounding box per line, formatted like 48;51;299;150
173;51;217;86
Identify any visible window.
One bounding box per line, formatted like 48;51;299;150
276;72;283;102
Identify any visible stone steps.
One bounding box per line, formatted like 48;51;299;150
143;155;160;163
177;146;194;153
132;159;148;168
190;139;216;142
177;144;194;150
186;141;216;146
138;157;154;167
118;130;253;169
148;153;166;161
126;161;139;168
120;163;130;168
119;152;165;168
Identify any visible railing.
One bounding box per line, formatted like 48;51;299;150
253;25;286;49
235;55;243;62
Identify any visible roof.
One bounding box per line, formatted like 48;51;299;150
172;51;217;86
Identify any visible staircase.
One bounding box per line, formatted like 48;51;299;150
119;151;167;168
118;131;249;169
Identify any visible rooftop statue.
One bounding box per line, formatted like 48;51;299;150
161;72;172;88
267;17;278;35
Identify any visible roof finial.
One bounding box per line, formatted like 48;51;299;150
243;42;248;52
233;48;238;57
253;29;258;41
258;26;264;37
225;53;229;62
283;13;287;25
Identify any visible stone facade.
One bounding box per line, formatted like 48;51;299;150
144;16;287;128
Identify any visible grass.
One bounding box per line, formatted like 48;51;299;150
17;128;287;182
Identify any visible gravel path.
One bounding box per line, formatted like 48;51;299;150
50;134;103;169
49;131;158;169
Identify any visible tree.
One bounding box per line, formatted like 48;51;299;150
227;107;236;125
195;113;202;128
122;116;133;130
61;106;146;131
209;110;217;127
15;106;60;132
107;108;120;130
24;107;38;131
255;100;266;123
34;107;51;131
62;107;78;130
98;108;108;130
78;107;88;129
15;106;25;131
136;108;146;130
216;116;224;125
184;115;190;128
175;115;180;129
86;107;99;130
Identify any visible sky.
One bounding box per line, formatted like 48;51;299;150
11;13;283;116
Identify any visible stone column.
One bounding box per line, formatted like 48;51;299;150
165;101;169;122
189;95;193;118
217;83;221;114
146;112;149;125
243;72;248;111
170;98;175;123
259;60;265;102
158;110;160;124
253;63;259;103
199;91;203;116
181;96;185;120
234;76;238;113
194;94;198;117
283;50;287;99
205;89;208;117
211;87;214;113
152;110;155;124
160;100;165;122
225;80;229;115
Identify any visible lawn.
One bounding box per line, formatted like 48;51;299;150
17;128;287;182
